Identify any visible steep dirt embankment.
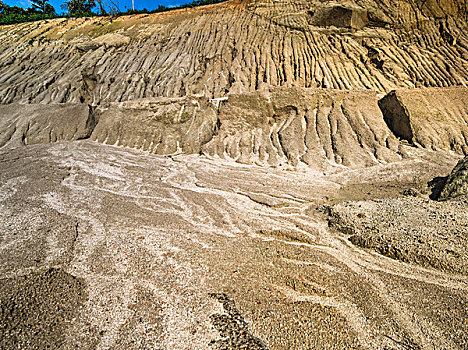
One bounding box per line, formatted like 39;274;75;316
202;88;404;169
0;0;467;169
1;86;468;169
0;0;467;104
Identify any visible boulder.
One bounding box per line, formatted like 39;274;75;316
438;156;468;200
309;5;369;29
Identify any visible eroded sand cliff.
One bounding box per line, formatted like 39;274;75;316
0;0;467;349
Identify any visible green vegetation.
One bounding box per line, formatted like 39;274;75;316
31;0;55;14
0;0;226;26
0;0;58;25
61;0;96;16
120;0;226;15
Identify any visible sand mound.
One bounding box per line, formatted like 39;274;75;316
328;196;468;275
0;268;86;349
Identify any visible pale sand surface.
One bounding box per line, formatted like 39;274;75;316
1;141;466;349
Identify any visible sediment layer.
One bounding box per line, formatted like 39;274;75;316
0;0;467;105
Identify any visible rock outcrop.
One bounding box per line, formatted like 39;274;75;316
438;155;468;200
0;103;94;148
378;87;468;154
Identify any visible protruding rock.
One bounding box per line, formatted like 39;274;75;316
309;5;369;29
438;156;468;200
378;88;468;154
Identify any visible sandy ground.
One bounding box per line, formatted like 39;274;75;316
0;140;467;349
328;196;468;275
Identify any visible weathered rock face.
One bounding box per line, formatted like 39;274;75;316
0;103;94;149
309;5;369;29
378;87;468;154
0;0;467;169
202;88;403;169
91;97;219;155
438;155;468;200
0;0;467;105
